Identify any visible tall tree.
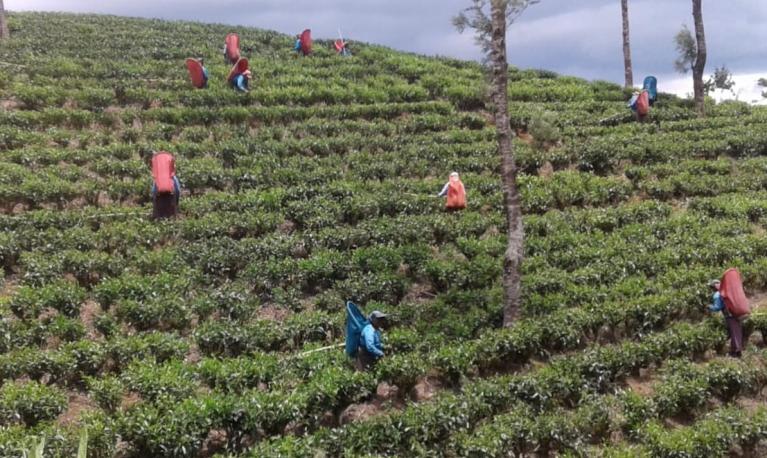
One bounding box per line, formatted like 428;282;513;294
691;0;707;115
454;0;538;327
674;1;707;114
621;0;633;88
0;0;8;39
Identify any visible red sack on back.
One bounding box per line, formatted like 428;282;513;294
636;90;650;116
152;152;176;194
300;29;312;55
226;33;241;62
720;268;750;318
446;179;466;210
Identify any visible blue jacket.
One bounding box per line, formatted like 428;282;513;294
710;291;726;313
294;39;302;52
360;323;383;358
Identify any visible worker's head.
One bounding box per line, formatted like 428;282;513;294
198;57;205;66
369;310;388;329
709;279;721;291
449;171;460;182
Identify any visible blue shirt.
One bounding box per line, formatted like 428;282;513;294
233;74;248;92
360;324;383;358
709;291;725;313
294;39;302;52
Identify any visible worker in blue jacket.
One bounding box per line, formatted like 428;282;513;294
356;310;387;371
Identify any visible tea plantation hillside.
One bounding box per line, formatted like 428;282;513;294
3;11;767;457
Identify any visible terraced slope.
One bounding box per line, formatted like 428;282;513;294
0;11;767;458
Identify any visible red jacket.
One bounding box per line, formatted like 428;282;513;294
152;152;176;194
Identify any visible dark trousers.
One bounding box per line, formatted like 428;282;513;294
152;193;177;219
725;316;744;356
355;347;378;372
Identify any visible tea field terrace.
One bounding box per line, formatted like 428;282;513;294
1;11;767;457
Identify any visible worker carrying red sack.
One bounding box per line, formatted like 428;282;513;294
436;172;467;211
149;151;181;219
708;268;751;358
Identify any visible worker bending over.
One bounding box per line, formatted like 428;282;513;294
149;151;181;219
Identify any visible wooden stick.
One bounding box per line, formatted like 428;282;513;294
289;343;344;359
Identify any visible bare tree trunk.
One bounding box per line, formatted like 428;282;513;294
489;0;524;327
0;0;8;40
692;0;706;115
621;0;633;88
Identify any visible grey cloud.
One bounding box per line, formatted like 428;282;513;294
9;0;767;86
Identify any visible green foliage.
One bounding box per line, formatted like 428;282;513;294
0;11;766;458
0;381;67;427
674;25;697;74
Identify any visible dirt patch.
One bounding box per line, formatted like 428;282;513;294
185;344;202;364
538;161;554;178
56;391;97;427
0;98;20;110
279;219;296;235
410;376;442;402
738;397;766;414
80;300;102;341
199;429;228;458
120;392;142;411
624;368;656;398
64;197;88;211
402;282;436;304
339;402;381;425
375;382;400;403
516;129;534;145
39;307;59;322
0;278;18;300
257;304;292;322
664;415;694;429
96;191;114;207
11;203;29;215
748;291;767;311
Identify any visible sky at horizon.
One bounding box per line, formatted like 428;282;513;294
8;0;767;103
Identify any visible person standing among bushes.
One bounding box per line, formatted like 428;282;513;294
437;172;467;211
708;279;744;357
356;311;387;371
148;151;181;219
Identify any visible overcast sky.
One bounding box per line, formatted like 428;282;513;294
10;0;767;102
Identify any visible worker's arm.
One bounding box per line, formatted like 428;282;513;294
437;183;449;197
709;292;725;312
362;326;384;357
